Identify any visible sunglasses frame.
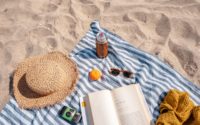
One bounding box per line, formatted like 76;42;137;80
109;68;133;78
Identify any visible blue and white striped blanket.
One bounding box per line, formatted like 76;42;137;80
0;21;200;125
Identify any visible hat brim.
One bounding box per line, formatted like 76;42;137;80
13;52;78;109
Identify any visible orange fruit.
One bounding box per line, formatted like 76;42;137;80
89;68;102;81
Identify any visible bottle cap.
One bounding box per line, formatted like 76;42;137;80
96;32;107;43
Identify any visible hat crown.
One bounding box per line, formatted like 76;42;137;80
25;61;67;95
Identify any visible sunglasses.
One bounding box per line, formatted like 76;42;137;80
109;68;133;78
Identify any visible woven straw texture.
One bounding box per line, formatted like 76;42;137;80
13;51;78;109
156;90;197;125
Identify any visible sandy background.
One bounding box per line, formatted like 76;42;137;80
0;0;200;110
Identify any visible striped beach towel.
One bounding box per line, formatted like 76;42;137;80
0;21;200;125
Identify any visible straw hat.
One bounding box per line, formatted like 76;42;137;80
13;51;78;109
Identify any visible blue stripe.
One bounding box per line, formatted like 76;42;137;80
0;112;12;125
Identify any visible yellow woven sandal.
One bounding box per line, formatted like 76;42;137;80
156;89;195;125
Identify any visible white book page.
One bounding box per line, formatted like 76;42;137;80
111;84;152;125
87;90;120;125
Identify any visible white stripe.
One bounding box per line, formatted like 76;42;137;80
1;109;18;125
0;115;11;125
42;109;56;125
6;104;30;125
39;108;55;125
35;110;45;124
10;98;34;120
31;112;40;125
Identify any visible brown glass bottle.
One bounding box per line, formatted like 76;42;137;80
96;32;108;58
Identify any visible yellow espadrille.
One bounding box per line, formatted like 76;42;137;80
156;89;195;125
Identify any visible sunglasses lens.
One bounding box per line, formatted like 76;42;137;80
123;71;133;78
110;69;120;76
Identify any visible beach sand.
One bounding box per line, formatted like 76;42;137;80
0;0;200;110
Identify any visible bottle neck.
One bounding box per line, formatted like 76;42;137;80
96;39;107;44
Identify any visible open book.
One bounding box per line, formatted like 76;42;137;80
80;84;153;125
